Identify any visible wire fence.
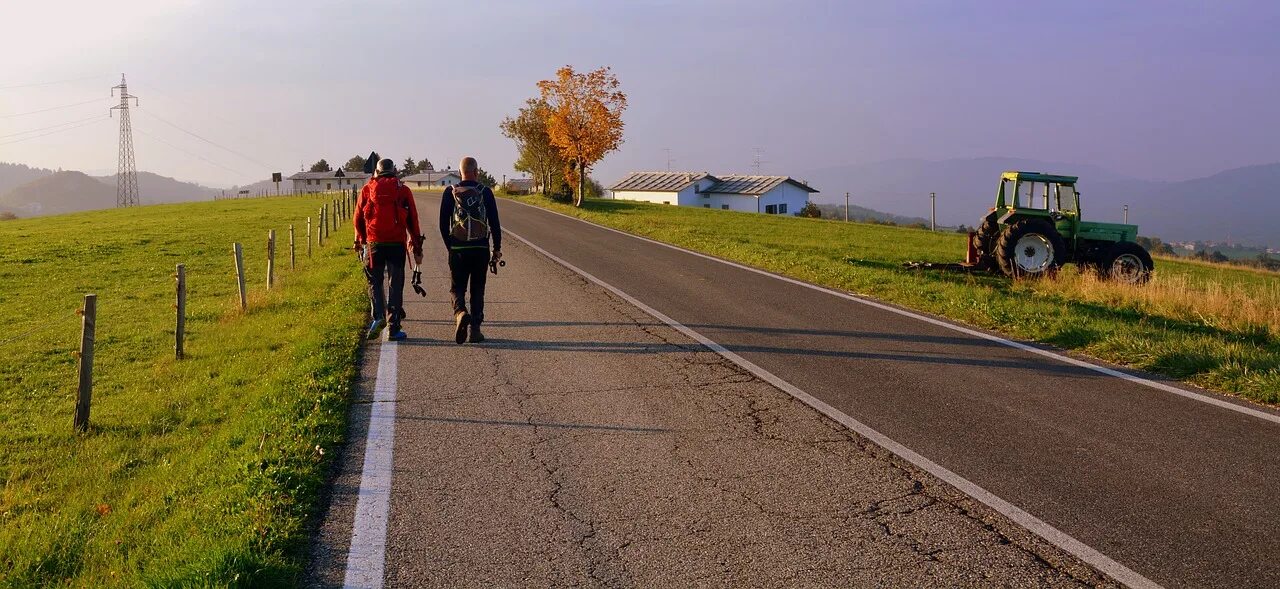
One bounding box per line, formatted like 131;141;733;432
1;186;361;432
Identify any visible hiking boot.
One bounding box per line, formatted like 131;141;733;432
468;323;485;343
366;318;386;340
388;329;407;341
453;311;471;345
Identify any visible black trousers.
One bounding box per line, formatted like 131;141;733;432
448;248;490;324
369;244;406;329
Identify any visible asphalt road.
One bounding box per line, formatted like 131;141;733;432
311;194;1280;588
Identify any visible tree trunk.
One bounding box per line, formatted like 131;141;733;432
575;160;586;207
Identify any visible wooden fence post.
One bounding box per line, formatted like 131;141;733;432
318;208;325;245
289;224;296;269
307;217;312;257
73;294;97;433
233;243;247;311
175;264;186;360
267;229;276;289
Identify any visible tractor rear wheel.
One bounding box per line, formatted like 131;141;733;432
970;218;998;270
1098;241;1154;284
995;219;1066;278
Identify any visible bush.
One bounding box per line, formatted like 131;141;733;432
796;202;822;218
0;211;16;221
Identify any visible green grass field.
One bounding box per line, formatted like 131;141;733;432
506;195;1280;404
0;195;366;586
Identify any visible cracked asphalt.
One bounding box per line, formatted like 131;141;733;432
307;195;1119;587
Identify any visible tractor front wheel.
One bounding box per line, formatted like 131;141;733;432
995;219;1067;278
1098;241;1154;284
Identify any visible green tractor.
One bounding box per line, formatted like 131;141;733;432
968;171;1153;283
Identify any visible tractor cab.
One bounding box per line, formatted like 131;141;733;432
994;171;1080;227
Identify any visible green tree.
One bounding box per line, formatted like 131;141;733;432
1209;251;1229;263
797;202;822;218
402;157;418;176
343;155;367;172
309;159;332;173
0;211;17;221
537;66;628;206
500;98;564;196
477;167;498;188
419;157;434;172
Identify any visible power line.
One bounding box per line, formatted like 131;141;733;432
134;127;249;178
0;116;108;146
0;75;106;91
1;98;103;119
0;114;107;139
135;106;271;169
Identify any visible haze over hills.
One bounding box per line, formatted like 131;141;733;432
799;158;1280;246
0;169;222;216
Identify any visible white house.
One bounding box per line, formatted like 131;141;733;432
402;170;462;188
608;171;818;214
288;169;371;194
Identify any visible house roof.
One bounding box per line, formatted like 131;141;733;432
705;175;818;195
288;170;371;180
402;170;462;182
609;171;716;192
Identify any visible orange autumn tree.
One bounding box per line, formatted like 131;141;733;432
537;66;628;206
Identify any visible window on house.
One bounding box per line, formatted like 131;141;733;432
765;204;778;214
779;203;788;214
721;204;729;210
663;201;671;205
701;192;709;198
703;204;710;208
326;183;332;190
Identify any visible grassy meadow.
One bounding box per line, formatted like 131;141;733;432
0;194;366;586
506;195;1280;404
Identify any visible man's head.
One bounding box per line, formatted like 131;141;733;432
375;158;397;178
460;157;478;181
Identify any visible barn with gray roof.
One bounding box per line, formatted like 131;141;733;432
607;171;818;214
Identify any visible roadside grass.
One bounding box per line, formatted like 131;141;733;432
505;195;1280;404
0;196;366;586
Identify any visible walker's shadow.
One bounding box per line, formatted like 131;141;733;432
393;414;672;434
397;320;1101;377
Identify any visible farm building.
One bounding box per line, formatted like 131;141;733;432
608;171;818;214
288;169;371;194
402;170;462;188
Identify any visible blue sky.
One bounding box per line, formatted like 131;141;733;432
1;0;1277;189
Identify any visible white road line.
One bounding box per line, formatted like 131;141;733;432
342;339;398;589
508;199;1280;427
507;229;1163;589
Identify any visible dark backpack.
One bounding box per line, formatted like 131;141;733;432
449;185;489;242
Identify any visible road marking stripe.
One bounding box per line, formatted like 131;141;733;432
342;339;398;589
508;229;1163;589
507;199;1280;426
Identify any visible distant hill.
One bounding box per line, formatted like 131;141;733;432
800;158;1280;246
0;162;58;196
0;171;117;216
0;170;222;217
812;203;933;227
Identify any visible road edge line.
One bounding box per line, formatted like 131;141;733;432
506;198;1280;427
341;339;398;589
507;228;1163;589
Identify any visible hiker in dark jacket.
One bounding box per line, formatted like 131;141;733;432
355;158;422;341
439;156;502;344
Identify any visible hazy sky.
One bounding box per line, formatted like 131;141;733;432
1;0;1277;190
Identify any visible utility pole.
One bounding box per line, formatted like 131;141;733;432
664;148;673;172
930;192;937;231
1124;204;1129;224
110;74;140;207
845;192;850;222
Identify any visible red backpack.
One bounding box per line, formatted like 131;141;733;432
362;178;412;243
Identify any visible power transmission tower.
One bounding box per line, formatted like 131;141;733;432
751;147;767;174
664;148;673;172
110;74;140;207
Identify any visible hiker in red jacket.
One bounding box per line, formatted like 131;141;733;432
354;158;422;340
